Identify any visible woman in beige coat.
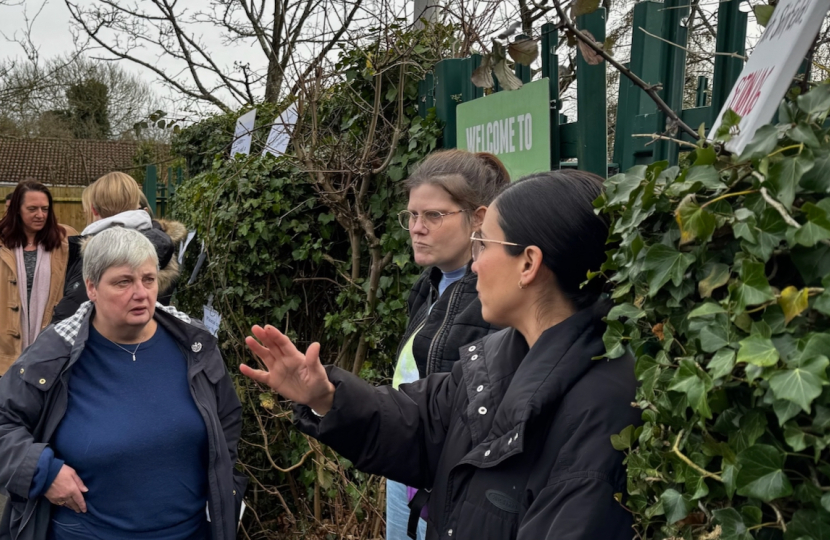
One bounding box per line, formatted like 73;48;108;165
0;181;76;375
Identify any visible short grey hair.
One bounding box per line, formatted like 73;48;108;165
83;227;159;286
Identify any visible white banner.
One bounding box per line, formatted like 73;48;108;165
231;109;257;156
263;103;299;157
709;0;830;154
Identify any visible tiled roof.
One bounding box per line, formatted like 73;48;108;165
0;137;170;186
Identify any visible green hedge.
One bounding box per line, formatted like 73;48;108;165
600;84;830;540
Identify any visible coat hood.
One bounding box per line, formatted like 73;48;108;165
81;210;152;236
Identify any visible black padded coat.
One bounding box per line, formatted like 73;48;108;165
401;265;497;377
296;300;641;540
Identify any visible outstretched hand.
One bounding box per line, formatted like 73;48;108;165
241;325;335;415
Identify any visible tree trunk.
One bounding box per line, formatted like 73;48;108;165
264;1;284;103
264;59;284;103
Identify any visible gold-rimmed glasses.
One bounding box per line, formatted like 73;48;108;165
470;231;525;261
398;209;466;231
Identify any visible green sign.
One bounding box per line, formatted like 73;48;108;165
456;79;551;180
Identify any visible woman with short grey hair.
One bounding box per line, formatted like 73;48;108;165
0;227;246;540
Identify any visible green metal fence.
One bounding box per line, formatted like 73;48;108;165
142;165;185;219
422;0;750;178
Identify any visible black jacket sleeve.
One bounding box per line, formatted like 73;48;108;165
518;475;632;539
293;364;461;489
51;239;86;323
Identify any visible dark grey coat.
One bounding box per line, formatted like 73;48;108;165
0;302;246;540
296;300;641;540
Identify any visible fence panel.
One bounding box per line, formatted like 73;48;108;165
576;8;608;178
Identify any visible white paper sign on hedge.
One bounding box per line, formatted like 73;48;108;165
231;109;257;156
709;0;830;154
263;103;299;157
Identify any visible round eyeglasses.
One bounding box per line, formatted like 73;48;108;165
470;231;526;261
398;209;466;231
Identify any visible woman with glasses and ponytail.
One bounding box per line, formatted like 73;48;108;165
241;170;640;540
385;150;509;539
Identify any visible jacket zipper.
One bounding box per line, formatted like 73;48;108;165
394;280;437;367
425;281;461;376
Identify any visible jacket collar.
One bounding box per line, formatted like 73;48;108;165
427;261;476;285
49;301;223;383
459;299;613;467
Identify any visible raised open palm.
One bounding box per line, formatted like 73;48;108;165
241;325;335;414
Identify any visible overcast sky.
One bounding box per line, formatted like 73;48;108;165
0;0;416;119
0;0;766;123
1;0;279;114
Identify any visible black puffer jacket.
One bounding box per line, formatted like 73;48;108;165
401;265;497;377
296;300;641;540
51;213;187;323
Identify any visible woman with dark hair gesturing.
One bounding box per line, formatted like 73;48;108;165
241;170;641;540
0;181;77;376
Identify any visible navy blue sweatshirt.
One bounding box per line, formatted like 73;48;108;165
32;323;209;539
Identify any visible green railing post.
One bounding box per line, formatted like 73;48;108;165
434;59;465;148
541;22;560;170
654;0;689;165
696;76;709;108
461;54;484;106
576;8;607;178
711;0;747;121
144;165;158;215
613;1;664;171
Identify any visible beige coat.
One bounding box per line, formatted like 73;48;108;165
0;225;77;375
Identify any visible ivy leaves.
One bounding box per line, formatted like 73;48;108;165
643;244;694;296
731;260;775;312
669;359;713;418
769;355;829;412
600;83;830;539
735;445;792;502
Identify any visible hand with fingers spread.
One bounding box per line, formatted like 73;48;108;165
45;464;89;513
242;325;336;415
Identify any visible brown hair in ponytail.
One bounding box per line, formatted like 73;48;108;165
403;150;510;220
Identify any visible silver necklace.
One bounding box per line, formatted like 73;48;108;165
104;338;142;362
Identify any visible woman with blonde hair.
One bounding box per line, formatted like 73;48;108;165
0;181;77;376
52;172;187;322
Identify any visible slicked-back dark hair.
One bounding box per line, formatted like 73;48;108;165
494;170;609;310
0;180;64;251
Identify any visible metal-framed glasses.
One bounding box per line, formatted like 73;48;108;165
470;231;525;261
398;209;466;231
